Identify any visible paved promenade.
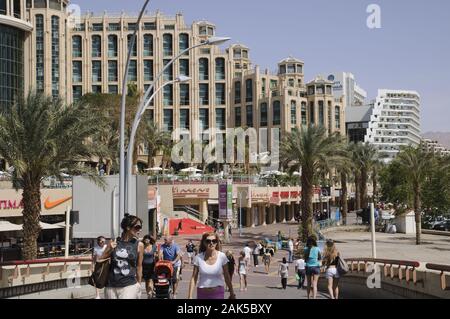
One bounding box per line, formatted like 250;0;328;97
11;213;450;299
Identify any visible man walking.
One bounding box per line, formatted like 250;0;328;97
160;237;181;298
288;238;294;263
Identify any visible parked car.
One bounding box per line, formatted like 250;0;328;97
433;221;450;231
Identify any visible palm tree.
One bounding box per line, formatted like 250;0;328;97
352;142;378;209
281;126;345;240
335;143;354;225
395;146;433;245
143;121;170;169
0;92;103;260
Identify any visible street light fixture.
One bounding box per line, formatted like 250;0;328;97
125;37;230;214
119;0;150;224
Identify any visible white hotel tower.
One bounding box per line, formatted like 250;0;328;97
365;89;421;163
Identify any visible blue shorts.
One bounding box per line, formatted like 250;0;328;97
306;266;321;276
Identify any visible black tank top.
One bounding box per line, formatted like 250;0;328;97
107;238;139;288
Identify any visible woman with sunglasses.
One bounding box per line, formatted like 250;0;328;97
188;233;236;299
102;214;144;299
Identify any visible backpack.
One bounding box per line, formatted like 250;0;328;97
337;255;349;275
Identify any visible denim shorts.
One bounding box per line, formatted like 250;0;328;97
325;267;340;279
305;266;321;276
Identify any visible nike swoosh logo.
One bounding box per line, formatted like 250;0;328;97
44;196;72;210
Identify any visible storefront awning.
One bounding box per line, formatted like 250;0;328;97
0;221;22;232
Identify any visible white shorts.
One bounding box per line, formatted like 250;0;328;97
105;282;141;299
325;267;340;279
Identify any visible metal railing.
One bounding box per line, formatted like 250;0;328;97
346;258;420;284
426;263;450;291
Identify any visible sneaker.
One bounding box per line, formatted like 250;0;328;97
95;296;101;299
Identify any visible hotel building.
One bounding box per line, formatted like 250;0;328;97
365;89;421;162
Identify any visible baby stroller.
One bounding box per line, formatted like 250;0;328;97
153;260;173;299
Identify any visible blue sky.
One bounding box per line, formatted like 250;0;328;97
72;0;450;132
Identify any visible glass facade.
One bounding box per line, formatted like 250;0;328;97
179;59;189;76
199;109;209;131
246;105;253;127
163;59;173;81
163;34;173;56
0;25;24;109
234;81;241;104
72;36;82;58
35;14;44;92
260;103;268;127
199;58;209;81
199;84;209;105
179;33;189;54
179;83;189;106
92;61;102;82
291;100;297;125
108;35;117;57
143;34;153;56
92;35;101;57
127;34;137;57
273;101;281;125
245;79;253;103
301;102;307;125
163;109;173;132
163;84;173;106
143;60;153;82
108;60;118;82
216;108;226;130
72;61;82;82
335;106;341;129
180;109;190;130
215;83;225;105
128;60;137;81
215;58;225;80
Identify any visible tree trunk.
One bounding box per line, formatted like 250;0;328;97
22;179;42;260
341;171;348;225
355;170;361;210
301;172;314;242
106;159;112;175
414;183;421;245
361;167;368;209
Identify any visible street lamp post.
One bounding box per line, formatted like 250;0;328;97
120;0;150;221
125;36;230;214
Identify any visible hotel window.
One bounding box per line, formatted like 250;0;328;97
270;80;277;90
319;101;324;125
235;107;241;127
335;106;341;129
297;64;303;73
317;86;324;95
179;33;189;54
72;61;82;82
127;34;137;57
163;34;173;56
34;0;46;8
215;83;225;105
234;82;241;104
73;86;82;101
108;61;118;82
92;35;101;57
163;109;173;132
216;108;226;130
287;64;295;74
48;0;60;10
180;84;190;106
144;60;153;81
288;79;295;87
262;78;266;96
308;86;315;95
180;109;190;130
260;103;268;127
143;34;153;56
127;23;137;31
199;109;209;131
143;22;156;30
199;25;207;35
199;84;209;105
291;100;297;125
109;85;118;94
108;35;117;57
163;59;173;81
246;105;253;127
163;84;173;106
92;23;103;32
279;64;286;74
128;60;137;81
199;58;209;81
301;102;307;125
273;101;281;126
144;84;154;106
215;58;225;80
108;23;120;31
51;16;60;98
179;59;189;76
326;85;332;95
72;36;82;58
233;49;241;59
92;85;102;94
245;79;253;102
92;61;102;82
309;102;315;124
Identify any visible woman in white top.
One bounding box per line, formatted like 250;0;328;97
188;232;235;299
279;257;289;290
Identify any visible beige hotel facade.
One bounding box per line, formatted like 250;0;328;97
0;0;347;228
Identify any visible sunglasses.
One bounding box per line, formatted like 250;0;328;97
205;239;218;245
133;225;142;231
